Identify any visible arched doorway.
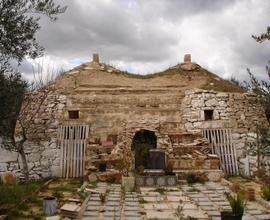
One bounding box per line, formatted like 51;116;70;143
131;129;157;170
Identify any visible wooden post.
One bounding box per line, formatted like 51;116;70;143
257;124;260;171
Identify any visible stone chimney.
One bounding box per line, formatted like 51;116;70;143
184;54;191;63
180;54;197;71
92;53;99;63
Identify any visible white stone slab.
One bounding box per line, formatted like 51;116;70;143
154;203;170;210
46;216;60;220
183;209;208;219
167;196;182;202
146;211;175;220
143;203;155;210
142;197;157;202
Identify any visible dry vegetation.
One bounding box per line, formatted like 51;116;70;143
65;62;245;93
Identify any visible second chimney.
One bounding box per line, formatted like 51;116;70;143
92;53;99;63
184;54;191;63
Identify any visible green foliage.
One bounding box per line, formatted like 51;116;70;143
244;67;270;122
261;185;270;201
18;202;29;211
225;191;245;215
187;187;200;193
115;156;130;176
49;182;80;193
0;181;44;218
136;165;145;175
248;26;270;122
0;182;40;207
252;26;270;43
0;72;27;139
0;0;67;149
52;190;63;199
0;0;67;66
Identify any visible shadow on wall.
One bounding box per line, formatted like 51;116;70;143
131;129;157;170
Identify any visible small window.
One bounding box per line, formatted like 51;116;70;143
68;110;79;119
99;163;107;172
204;110;214;121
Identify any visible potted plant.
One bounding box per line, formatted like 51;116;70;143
245;187;255;201
261;185;270;201
221;191;245;220
116;149;135;191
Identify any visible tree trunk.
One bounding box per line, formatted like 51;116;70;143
18;143;29;182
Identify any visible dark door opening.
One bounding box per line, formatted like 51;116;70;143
131;129;157;170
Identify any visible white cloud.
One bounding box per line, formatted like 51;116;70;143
19;0;270;82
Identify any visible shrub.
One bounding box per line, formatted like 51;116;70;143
136;165;145;175
225;191;245;215
261;185;270;201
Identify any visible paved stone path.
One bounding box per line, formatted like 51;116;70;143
182;182;270;220
140;187;208;220
82;183;142;220
82;181;270;220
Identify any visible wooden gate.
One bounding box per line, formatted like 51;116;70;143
58;125;89;178
202;129;239;175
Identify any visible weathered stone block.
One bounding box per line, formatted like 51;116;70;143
0;171;17;185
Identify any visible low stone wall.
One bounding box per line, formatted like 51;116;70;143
0;138;20;176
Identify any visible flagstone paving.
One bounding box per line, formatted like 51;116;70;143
82;181;270;220
182;182;270;220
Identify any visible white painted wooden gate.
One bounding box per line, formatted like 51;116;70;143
202;129;239;175
58;125;89;178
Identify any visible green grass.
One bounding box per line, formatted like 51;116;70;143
0;181;42;208
65;61;245;93
0;181;46;218
261;185;270;201
187;187;200;192
200;69;245;93
0;178;84;219
48;180;81;193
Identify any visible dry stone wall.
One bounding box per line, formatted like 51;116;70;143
1;78;268;179
0;87;67;180
182;89;269;176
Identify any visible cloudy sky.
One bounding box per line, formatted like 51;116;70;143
20;0;270;82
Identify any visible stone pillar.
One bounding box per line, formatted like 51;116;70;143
184;54;191;63
92;53;99;63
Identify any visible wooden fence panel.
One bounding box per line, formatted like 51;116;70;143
203;129;239;175
58;125;89;178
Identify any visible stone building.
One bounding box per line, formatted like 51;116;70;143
0;54;268;180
